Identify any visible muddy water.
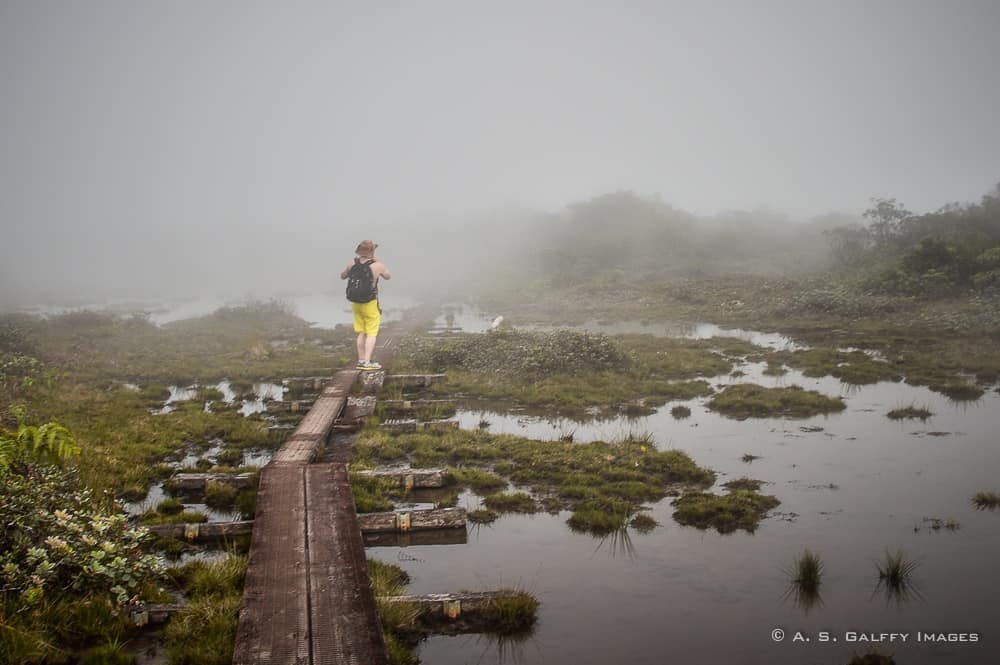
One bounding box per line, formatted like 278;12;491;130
370;357;1000;663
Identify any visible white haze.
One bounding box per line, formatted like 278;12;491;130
2;1;998;308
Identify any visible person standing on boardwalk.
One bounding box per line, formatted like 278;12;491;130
341;239;392;370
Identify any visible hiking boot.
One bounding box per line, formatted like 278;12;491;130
356;360;366;369
361;361;382;371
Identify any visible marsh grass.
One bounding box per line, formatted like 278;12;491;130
671;489;780;533
468;508;500;524
708;384;845;419
873;549;921;606
446;467;507;493
670;404;691;419
886;404;933;420
139;508;208;525
350;473;396;513
722;477;764;492
782;549;824;613
483;491;536;514
162;555;248;665
0;593;132;665
367;558;421;664
204;480;239;509
971;491;1000;510
353;427;714;531
567;498;633;535
478;589;539;633
628;512;658;533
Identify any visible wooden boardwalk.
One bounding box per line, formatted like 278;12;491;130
233;368;389;665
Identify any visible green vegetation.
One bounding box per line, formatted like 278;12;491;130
875;549;919;599
156;497;185;515
204;480;239;510
140;509;208;526
886;405;933;420
722;477;764;492
164;555;247;665
972;491;1000;510
629;513;658;533
708;384;846;419
567;498;634;535
354;427;714;532
350;473;396;513
483;491;536;514
478;589;539;633
670;405;691;419
672;489;781;533
773;348;899;385
468;508;500;524
784;549;823;612
446;466;507;493
393;329;716;415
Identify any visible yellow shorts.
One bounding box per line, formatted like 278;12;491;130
351;299;380;336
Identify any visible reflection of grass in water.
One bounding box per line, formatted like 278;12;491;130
782;549;824;614
847;649;897;664
873;549;922;607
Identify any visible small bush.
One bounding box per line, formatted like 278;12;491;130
483;491;536;514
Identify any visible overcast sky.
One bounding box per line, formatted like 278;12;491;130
2;0;999;304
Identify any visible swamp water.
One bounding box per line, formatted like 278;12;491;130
371;316;1000;664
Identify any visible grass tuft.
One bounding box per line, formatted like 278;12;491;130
972;491;1000;510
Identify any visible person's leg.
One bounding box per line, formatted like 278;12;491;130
352;303;366;364
356;333;366;362
363;334;377;362
361;300;381;367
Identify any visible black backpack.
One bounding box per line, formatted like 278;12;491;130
345;258;378;303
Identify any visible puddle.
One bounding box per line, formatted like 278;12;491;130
374;359;1000;664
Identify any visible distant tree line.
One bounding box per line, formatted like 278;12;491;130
825;182;1000;297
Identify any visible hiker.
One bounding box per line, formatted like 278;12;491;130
341;239;391;370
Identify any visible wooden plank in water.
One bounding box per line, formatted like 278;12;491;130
271;370;358;463
354;467;446;489
146;507;466;541
380;419;459;432
383;373;447;387
165;472;258;493
233;464;309;665
306;463;388;665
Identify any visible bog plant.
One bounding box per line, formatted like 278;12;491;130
0;463;164;605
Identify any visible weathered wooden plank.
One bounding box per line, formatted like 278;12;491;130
266;399;315;413
233;465;309;665
164;472;258;493
383;373;447;387
380;419;459;432
354;468;446;489
307;463;389;665
382;591;523;620
363;529;468;548
380;399;455;409
146;507;466;541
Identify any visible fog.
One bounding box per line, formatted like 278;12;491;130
2;1;999;309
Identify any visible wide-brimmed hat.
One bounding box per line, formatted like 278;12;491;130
356;240;378;255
